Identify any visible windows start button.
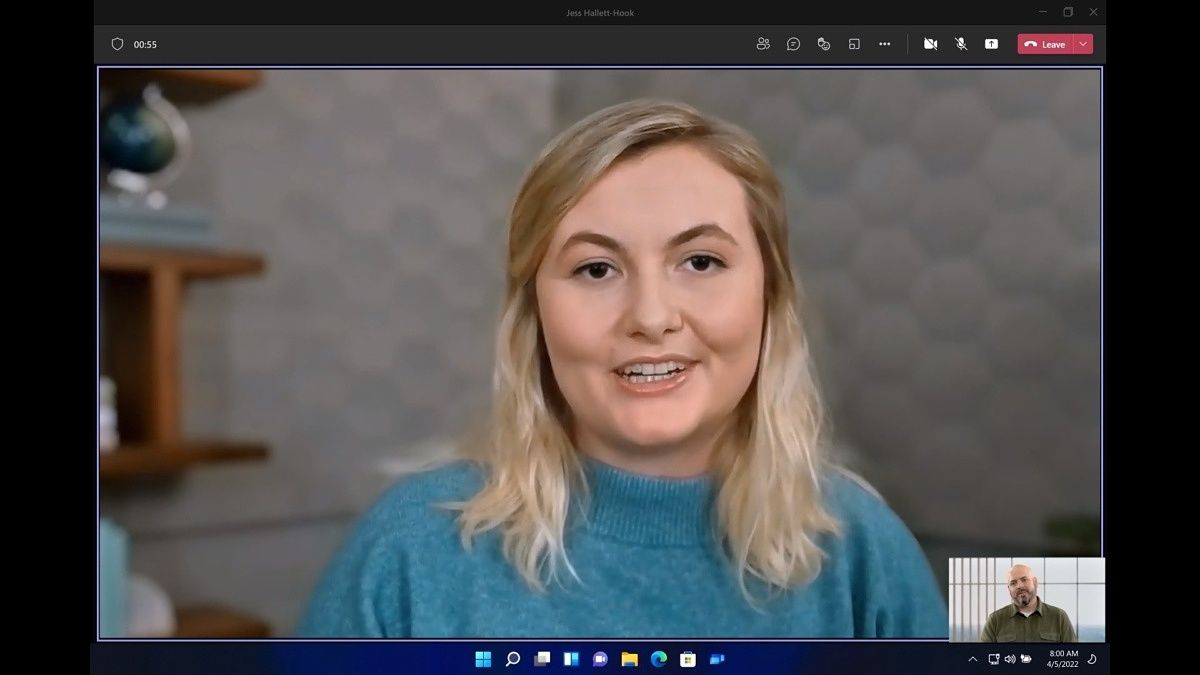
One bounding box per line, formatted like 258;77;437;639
1017;33;1094;55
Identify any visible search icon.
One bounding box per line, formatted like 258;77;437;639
506;651;521;667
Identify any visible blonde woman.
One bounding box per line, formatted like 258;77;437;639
299;99;948;638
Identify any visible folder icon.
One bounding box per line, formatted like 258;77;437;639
621;652;639;667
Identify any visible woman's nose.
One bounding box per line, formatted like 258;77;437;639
624;273;683;340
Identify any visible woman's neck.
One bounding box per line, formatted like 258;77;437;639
572;421;729;479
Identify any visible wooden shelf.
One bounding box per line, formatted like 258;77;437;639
156;70;263;89
100;69;263;104
100;244;265;279
174;606;272;638
100;441;269;481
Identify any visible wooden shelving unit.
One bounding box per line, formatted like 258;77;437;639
99;71;273;638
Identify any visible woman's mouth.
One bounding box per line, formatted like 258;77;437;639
613;360;693;394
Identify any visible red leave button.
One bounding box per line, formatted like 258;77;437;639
1017;33;1094;55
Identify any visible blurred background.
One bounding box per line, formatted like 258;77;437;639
97;69;1101;636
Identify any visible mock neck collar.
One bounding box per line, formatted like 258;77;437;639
572;457;718;548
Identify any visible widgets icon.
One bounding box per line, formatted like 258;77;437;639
985;38;999;49
564;652;580;667
535;651;551;667
680;652;697;668
924;37;938;50
650;651;668;668
593;651;609;667
710;654;726;665
621;652;639;667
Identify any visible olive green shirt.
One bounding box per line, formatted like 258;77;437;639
981;597;1077;642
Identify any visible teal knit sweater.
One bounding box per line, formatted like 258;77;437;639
297;459;949;638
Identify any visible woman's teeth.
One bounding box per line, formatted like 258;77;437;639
618;361;687;383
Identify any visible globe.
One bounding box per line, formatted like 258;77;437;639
99;99;177;174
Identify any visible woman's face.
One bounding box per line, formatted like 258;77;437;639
534;142;766;476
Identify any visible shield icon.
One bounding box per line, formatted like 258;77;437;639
111;37;124;51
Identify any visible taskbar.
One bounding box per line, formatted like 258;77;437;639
93;640;1111;674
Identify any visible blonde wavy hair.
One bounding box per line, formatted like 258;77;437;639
451;99;841;603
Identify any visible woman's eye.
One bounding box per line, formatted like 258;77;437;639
685;255;725;272
574;262;615;280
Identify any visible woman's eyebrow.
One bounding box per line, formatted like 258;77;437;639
560;231;626;257
667;222;738;249
559;222;739;257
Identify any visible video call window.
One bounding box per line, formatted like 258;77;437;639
949;557;1106;642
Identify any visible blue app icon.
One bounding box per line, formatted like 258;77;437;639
475;651;493;668
710;653;726;665
650;651;668;667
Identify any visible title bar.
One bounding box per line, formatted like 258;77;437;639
94;25;1107;65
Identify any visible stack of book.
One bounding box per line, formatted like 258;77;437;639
99;194;217;249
